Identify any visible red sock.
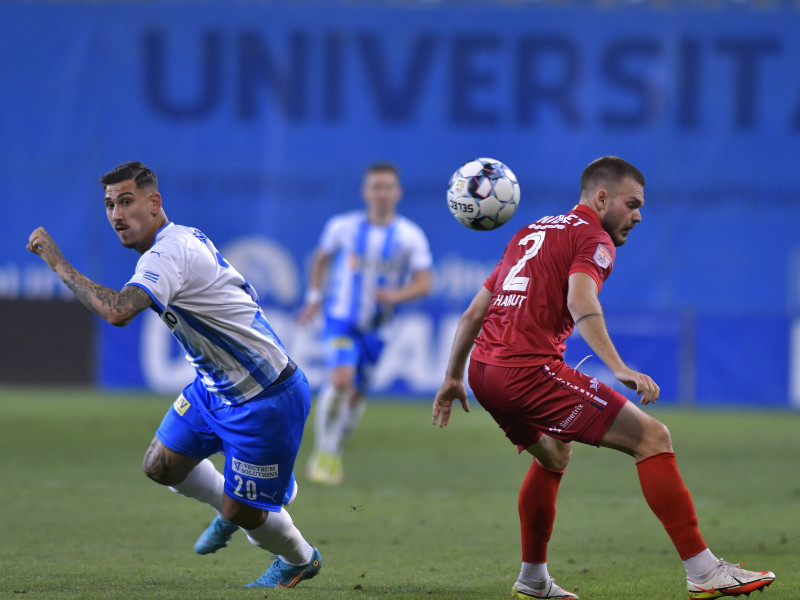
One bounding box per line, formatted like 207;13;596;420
519;460;564;563
636;452;707;560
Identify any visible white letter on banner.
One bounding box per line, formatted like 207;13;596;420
373;314;435;393
790;319;800;408
260;309;326;392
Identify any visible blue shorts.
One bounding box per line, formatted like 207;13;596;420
156;366;311;512
323;318;384;390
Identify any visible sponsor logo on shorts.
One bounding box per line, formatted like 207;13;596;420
593;244;612;269
559;403;583;429
330;336;354;350
173;395;191;416
232;458;278;479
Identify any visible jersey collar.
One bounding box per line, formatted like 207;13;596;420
572;204;600;224
154;222;174;243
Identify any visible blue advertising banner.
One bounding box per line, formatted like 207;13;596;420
2;2;799;405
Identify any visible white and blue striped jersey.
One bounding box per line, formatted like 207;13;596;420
319;210;433;332
126;223;288;405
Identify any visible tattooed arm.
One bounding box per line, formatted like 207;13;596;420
28;226;153;326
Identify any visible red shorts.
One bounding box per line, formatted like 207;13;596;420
468;359;627;452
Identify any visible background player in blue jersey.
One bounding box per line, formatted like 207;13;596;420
298;163;433;484
27;162;321;589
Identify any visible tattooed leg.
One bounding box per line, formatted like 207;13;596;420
142;437;201;486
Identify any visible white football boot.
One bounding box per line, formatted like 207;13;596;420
687;558;775;599
512;578;579;599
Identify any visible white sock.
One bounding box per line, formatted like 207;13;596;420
340;397;366;444
683;548;719;581
325;396;366;454
314;385;347;453
519;562;550;587
244;507;313;566
169;458;225;514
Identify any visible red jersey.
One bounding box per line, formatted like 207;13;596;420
471;204;615;366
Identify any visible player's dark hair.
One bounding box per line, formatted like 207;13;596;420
580;156;645;192
100;161;158;190
365;162;400;179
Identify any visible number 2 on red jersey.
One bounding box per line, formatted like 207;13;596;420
501;230;546;293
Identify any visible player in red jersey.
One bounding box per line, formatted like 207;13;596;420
433;157;775;600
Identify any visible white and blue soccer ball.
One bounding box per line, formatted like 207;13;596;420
447;158;520;231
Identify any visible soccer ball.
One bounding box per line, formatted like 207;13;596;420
447;158;520;231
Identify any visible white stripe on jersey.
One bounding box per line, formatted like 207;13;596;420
126;223;288;405
319;211;432;331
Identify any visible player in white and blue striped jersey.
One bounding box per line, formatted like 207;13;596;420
298;163;433;484
27;162;320;589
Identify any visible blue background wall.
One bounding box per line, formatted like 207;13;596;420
2;1;799;406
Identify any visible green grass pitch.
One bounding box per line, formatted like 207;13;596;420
0;388;798;599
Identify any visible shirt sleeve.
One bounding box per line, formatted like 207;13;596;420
125;245;184;311
568;231;615;292
318;216;344;255
483;259;502;292
407;224;433;272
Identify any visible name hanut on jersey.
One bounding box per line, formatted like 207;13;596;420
493;293;527;309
